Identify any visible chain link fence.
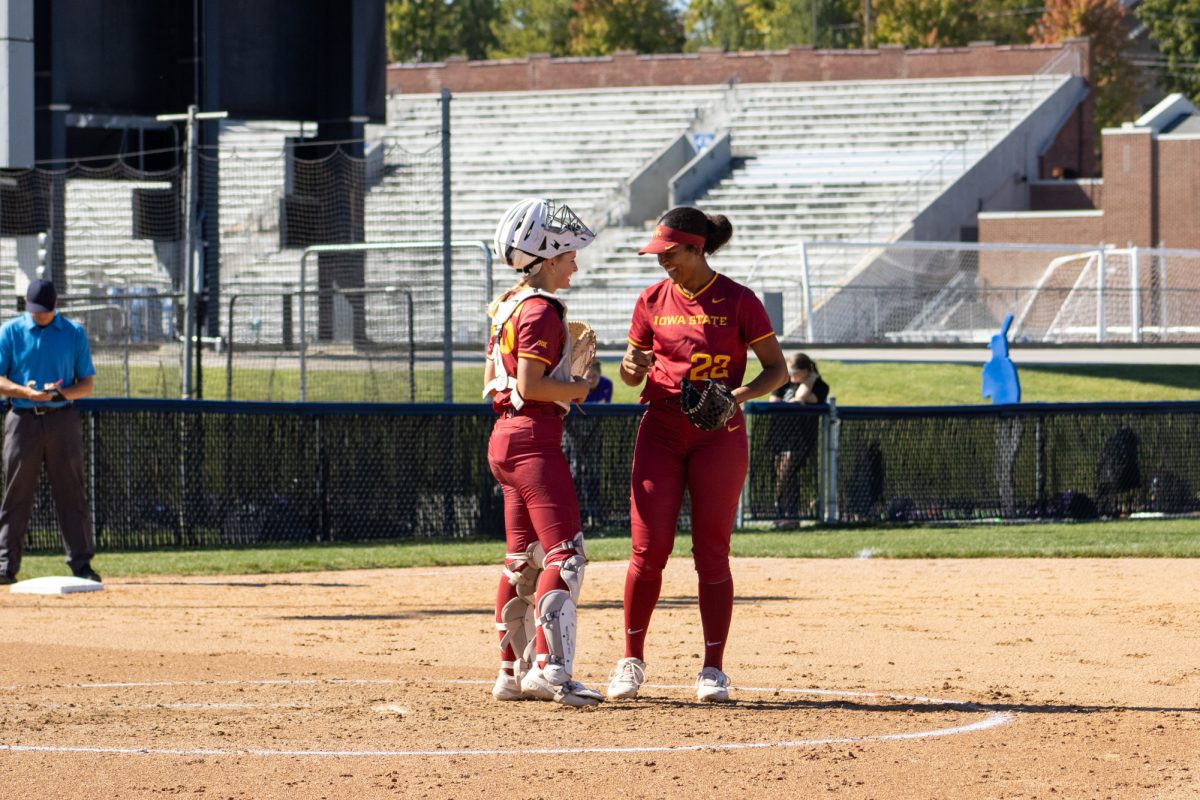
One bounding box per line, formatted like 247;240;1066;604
15;399;1200;553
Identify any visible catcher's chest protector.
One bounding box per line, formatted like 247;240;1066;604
484;288;574;411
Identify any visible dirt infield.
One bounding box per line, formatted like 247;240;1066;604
1;557;1197;799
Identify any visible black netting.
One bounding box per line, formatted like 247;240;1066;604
833;404;1200;523
22;402;649;552
745;404;824;524
17;400;1200;554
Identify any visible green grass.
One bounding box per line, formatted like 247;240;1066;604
15;519;1200;579
63;358;1198;578
91;359;1200;405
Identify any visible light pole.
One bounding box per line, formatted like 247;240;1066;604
156;105;227;399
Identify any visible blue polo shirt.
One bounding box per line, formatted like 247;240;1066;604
0;313;96;409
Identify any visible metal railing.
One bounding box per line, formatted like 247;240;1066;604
297;239;492;401
747;240;1200;345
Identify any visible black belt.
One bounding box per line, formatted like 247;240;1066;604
11;404;70;416
501;405;564;419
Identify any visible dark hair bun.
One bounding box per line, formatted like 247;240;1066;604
704;214;733;254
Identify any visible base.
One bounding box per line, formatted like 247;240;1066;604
10;576;105;595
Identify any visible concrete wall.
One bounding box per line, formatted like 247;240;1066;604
623;133;695;228
905;76;1087;243
668;132;731;208
389;42;1090;95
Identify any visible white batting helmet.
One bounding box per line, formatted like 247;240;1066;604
494;198;594;271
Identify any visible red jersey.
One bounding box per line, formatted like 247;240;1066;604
488;295;566;414
627;272;775;403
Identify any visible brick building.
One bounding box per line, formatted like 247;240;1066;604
978;94;1200;278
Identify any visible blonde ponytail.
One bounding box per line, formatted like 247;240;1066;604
487;275;531;318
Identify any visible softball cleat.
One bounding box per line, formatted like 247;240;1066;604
492;670;525;701
519;663;558;700
695;666;731;702
606;657;646;700
553;680;604;707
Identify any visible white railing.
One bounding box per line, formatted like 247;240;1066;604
746;240;1200;345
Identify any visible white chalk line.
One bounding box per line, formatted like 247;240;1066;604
139;561;631;585
0;678;1014;758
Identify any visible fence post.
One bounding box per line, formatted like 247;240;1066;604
1158;244;1168;341
226;293;237;401
88;411;98;542
822;398;839;524
440;89;454;403
799;241;814;341
1096;247;1106;343
123;303;131;398
405;290;416;402
299;250;312;401
1129;246;1140;343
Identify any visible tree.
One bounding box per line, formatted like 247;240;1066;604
568;0;685;55
684;0;860;53
974;0;1041;45
458;0;502;59
388;0;458;62
684;0;771;53
387;0;500;62
1138;0;1200;103
871;0;981;48
1030;0;1142;130
490;0;575;57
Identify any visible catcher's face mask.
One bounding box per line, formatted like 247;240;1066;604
494;199;595;272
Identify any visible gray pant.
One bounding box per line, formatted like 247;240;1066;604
0;406;94;577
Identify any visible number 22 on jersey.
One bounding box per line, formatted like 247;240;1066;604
689;352;731;381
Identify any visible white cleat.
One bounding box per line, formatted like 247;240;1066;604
606;657;647;700
521;663;603;706
492;670;524;701
553;680;604;707
695;666;731;702
520;664;558;700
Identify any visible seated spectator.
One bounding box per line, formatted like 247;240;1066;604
584;360;613;403
768;353;830;528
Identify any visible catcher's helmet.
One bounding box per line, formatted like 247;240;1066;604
494;198;594;271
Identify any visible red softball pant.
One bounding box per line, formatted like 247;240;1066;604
628;402;748;584
487;411;580;667
488;412;580;555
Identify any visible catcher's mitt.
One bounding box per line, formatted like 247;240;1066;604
568;320;597;379
680;378;738;431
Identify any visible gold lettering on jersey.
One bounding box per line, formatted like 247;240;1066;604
652;314;729;327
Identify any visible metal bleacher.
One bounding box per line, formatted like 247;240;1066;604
568;74;1073;342
49;72;1075;349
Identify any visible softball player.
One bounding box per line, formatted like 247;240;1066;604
484;198;604;707
606;207;788;702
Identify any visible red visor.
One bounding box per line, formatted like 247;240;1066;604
638;225;706;255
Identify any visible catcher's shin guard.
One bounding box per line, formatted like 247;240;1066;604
537;534;588;685
503;541;547;595
497;595;536;679
499;542;545;677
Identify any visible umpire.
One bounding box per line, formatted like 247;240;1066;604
0;280;99;584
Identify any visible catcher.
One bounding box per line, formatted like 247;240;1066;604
483;198;604;707
606;206;787;703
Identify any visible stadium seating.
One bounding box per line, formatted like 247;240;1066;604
47;74;1074;347
567;75;1071;341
